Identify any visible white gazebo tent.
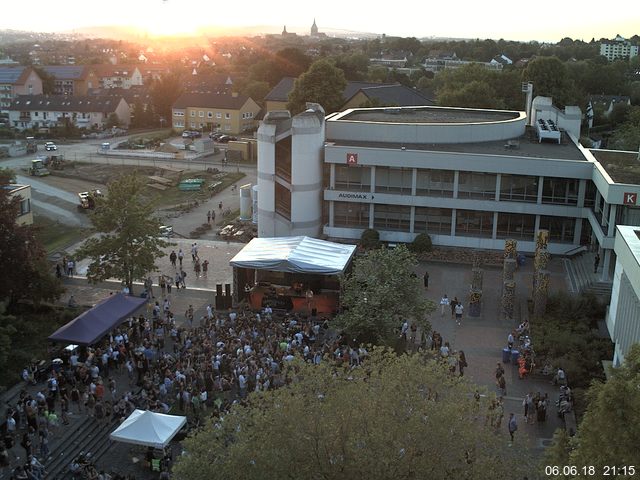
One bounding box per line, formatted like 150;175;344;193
110;410;187;449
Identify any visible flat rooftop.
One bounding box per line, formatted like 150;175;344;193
338;107;520;124
590;149;640;184
327;127;587;162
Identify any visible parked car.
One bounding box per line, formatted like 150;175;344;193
209;132;223;141
217;135;237;143
182;130;202;139
45;141;57;151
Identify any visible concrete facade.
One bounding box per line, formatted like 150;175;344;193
6;184;33;225
607;225;640;365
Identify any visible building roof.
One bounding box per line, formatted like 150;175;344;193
0;66;31;85
91;64;141;78
590;149;640;184
340;106;519;124
348;84;435;107
173;92;252;110
41;65;90;80
264;76;400;103
589;95;631;105
8;94;125;113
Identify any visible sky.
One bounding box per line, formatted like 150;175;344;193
2;0;639;42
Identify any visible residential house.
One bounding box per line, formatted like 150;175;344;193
7;94;130;131
369;56;409;68
40;65;98;96
589;95;632;117
91;65;143;89
183;73;234;94
0;67;43;110
490;54;513;66
172;92;261;135
341;84;435;109
5;184;33;225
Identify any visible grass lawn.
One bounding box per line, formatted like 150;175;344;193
149;171;246;209
34;215;90;254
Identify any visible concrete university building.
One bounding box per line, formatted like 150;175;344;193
256;99;640;286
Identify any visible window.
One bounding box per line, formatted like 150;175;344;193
539;216;575;243
173;111;184;117
216;112;222;119
375;167;412;194
275;182;291;220
190;111;195;117
225;113;231;119
499;174;538;203
541;177;578;205
496;213;535;240
207;112;213;118
275;137;292;182
190;122;196;128
373;204;411;231
416;169;454;197
335;165;371;191
455;209;494;238
334;201;370;227
458;171;497;199
20;198;30;215
199;111;204;117
414;207;452;235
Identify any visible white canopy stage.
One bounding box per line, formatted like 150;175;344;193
229;236;357;275
109;410;187;449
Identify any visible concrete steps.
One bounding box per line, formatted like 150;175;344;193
563;253;612;298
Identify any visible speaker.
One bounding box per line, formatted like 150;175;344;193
224;283;231;298
216;284;223;297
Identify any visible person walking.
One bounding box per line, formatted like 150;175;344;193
450;296;458;319
423;270;429;289
594;252;600;273
454;302;464;325
169;250;177;268
202;259;209;276
523;392;534;424
458;350;468;376
211;209;216;224
207;210;211;224
496;373;507;397
194;260;201;278
178;249;184;268
508;413;518;445
440;294;449;316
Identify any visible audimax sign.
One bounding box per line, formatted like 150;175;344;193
337;192;370;200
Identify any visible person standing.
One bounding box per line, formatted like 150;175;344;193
450;296;458;319
194;260;201;278
508;413;518;445
496;373;507;397
178;249;184;268
169;250;177;268
159;275;166;297
211;209;216;224
458;350;468;376
202;259;209;276
523;392;534;424
440;294;449;316
423;270;429;289
207;210;211;224
454;302;464;325
594;252;600;273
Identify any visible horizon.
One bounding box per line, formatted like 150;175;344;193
2;0;639;43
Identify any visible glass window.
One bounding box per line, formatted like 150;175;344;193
207;112;213;118
458;171;497;200
539;216;575;243
20;198;30;215
275;136;291;182
416;169;454;197
199;111;204;117
541;177;578;205
500;174;538;203
373;204;411;231
414;207;452;235
496;213;535;240
225;113;231;119
335;165;371;191
333;201;370;227
216;112;222;119
190;111;195;117
375;167;412;194
275;182;291;220
455;209;494;238
584;181;596;208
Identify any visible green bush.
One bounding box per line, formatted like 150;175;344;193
410;233;433;253
360;228;380;250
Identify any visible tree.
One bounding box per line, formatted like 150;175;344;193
543;344;640;478
150;72;184;126
609;106;640;151
33;66;56;95
287;59;347;115
173;349;532;480
360;228;380;249
0;169;63;308
105;112;120;128
336;245;435;344
239;80;270;106
522;56;578;107
75;174;168;293
409;233;433;253
335;53;370;81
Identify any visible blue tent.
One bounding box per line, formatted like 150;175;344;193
48;293;146;345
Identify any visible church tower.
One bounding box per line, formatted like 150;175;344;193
310;19;318;36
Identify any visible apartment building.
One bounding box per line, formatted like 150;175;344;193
92;65;143;89
0;66;43;110
40;65;98;96
5;184;33;225
257;101;640;285
600;35;639;61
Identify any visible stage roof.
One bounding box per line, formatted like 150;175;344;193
230;236;357;275
110;410;186;449
48;293;146;345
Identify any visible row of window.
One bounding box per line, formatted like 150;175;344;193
175;110;255;120
332;202;576;243
334;165;583;205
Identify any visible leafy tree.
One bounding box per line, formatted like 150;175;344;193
543;344;640;478
0;302;18;373
608;106;640;151
105;112;120;128
360;228;380;249
173;349;532;480
522;56;578;107
410;233;433;253
75;174;168;293
150;72;184;126
336;245;434;344
239;80;270;105
335;53;370;81
0;169;63;308
33;66;56;95
287;59;347;115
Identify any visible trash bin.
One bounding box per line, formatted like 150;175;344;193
502;347;511;363
511;349;520;364
517;254;526;266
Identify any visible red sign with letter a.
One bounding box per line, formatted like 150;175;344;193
346;153;358;166
623;192;637;205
